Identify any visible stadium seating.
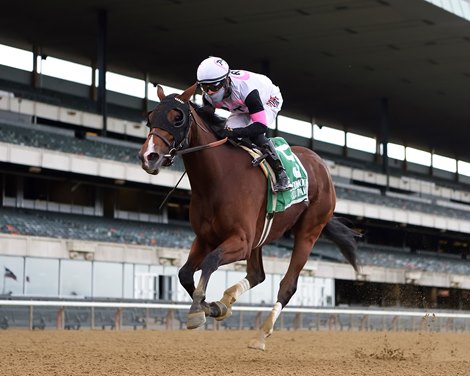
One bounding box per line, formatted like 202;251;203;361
0;120;187;171
2;207;470;275
2;119;470;221
0;121;139;163
334;185;470;220
2;115;470;277
0;207;191;248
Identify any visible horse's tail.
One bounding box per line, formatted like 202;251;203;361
321;216;361;272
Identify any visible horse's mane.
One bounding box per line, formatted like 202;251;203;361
191;102;227;137
191;103;226;126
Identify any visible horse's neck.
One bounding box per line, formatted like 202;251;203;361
182;115;225;191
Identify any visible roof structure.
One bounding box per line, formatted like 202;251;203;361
0;0;469;159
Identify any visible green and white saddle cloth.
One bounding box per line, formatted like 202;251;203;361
266;137;309;214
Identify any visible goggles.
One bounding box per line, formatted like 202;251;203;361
199;79;225;93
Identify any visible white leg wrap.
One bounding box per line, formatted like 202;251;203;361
237;278;251;296
248;302;283;351
270;302;282;325
228;278;251;301
260;302;283;338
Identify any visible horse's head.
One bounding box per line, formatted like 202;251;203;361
139;84;196;175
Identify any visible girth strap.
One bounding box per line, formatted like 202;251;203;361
238;144;277;248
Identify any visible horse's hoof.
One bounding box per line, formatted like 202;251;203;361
248;339;266;351
187;311;206;329
211;301;230;321
201;302;211;316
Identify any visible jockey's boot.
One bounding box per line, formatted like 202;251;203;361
261;140;293;192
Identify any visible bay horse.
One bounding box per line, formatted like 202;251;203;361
139;84;359;350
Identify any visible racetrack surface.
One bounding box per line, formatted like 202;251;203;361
1;329;469;375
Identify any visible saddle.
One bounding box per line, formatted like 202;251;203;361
233;137;309;208
229;136;310;247
228;138;276;188
227;138;269;166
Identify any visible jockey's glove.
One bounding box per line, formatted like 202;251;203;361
224;122;266;138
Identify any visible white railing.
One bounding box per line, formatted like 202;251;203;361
1;300;469;332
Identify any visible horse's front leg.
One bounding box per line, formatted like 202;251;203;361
187;236;248;330
213;247;265;321
178;237;210;302
179;259;219;319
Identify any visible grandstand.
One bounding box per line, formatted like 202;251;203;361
1;85;470;311
1;1;470;332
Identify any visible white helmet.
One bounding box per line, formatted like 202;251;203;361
197;56;230;84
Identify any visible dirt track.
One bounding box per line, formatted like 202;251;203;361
1;329;469;376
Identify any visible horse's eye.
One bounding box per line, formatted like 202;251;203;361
173;110;185;127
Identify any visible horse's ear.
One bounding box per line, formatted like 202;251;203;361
178;83;197;102
157;85;165;101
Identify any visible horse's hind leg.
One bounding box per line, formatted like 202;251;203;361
249;224;325;351
213;247;265;321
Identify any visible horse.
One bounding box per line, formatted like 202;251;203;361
138;84;360;350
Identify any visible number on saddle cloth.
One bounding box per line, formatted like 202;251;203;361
231;137;309;213
265;138;309;213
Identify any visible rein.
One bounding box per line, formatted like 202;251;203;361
176;137;228;155
175;105;228;155
161;104;228;159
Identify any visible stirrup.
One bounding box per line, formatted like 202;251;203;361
252;153;268;167
274;182;293;193
273;175;293;192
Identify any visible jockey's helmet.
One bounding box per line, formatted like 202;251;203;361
197;57;230;93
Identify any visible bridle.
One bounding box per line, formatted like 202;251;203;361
146;94;227;166
146;94;192;166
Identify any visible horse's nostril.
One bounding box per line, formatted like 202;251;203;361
148;153;159;161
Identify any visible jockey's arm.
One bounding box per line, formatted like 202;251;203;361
225;89;267;138
225;122;266;138
245;89;268;127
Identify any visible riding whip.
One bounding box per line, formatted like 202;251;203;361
158;170;187;212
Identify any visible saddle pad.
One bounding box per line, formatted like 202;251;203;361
267;137;309;214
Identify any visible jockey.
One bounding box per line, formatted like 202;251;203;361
196;56;293;192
